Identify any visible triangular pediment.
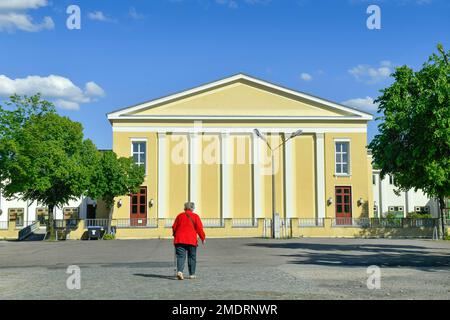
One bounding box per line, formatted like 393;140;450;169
108;74;372;121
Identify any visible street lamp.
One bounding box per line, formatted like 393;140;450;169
254;129;303;238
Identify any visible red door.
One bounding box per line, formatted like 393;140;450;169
130;187;147;226
335;186;352;225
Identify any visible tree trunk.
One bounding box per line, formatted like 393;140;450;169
107;207;113;235
439;197;446;239
48;204;55;240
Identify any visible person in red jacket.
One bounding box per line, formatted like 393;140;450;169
172;202;206;280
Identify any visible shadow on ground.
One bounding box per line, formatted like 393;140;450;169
247;242;450;270
134;273;177;281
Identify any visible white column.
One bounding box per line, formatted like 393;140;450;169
157;132;166;219
285;132;295;219
189;132;201;210
252;132;263;219
221;133;231;219
315;133;326;219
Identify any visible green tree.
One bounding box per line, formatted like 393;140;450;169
87;150;145;234
369;44;450;238
0;94;55;188
0;95;95;239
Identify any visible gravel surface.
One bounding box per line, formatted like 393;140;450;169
0;238;449;300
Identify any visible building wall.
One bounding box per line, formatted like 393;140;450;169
110;121;373;223
372;171;439;217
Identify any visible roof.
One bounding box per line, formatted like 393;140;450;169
107;73;373;122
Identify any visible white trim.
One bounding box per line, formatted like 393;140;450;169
252;132;263;219
315;133;326;219
109;115;371;121
107;74;373;120
221;133;231;219
130;138;148;175
285;135;295;219
157;133;166;219
113;126;367;134
189;133;201;210
334;139;351;176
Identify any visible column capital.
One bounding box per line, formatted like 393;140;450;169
315;132;325;139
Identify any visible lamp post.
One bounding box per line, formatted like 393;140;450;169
254;129;303;238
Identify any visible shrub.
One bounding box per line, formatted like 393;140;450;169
406;212;433;219
103;233;115;240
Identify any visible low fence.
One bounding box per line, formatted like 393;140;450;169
3;217;443;240
18;221;39;241
116;219;158;228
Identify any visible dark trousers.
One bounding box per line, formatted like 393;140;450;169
175;244;197;275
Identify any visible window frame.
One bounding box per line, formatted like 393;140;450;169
130;138;148;175
334;139;351;176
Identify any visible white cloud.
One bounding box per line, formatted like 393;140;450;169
0;0;48;11
183;0;271;9
128;7;145;20
0;75;106;111
341;96;379;113
0;0;53;32
0;12;53;32
300;73;312;81
88;11;115;22
348;61;393;84
85;81;105;97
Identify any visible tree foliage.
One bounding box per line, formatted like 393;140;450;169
369;44;450;236
86;150;145;233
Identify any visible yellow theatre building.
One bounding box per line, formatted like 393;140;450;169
106;74;375;238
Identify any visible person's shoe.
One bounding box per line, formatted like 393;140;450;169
177;272;184;280
189;275;197;279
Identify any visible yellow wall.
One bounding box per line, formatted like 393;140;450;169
324;133;373;219
112;131;158;219
129;82;350;117
167;134;189;218
200;134;221;218
231;134;253;219
293;134;316;219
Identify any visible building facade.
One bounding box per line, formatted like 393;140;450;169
372;170;440;218
107;74;375;227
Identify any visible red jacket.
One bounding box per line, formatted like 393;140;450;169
172;210;206;246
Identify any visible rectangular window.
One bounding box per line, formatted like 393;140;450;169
372;175;376;185
132;141;146;172
389;175;394;185
335;141;350;175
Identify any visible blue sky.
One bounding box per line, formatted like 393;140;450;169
0;0;449;149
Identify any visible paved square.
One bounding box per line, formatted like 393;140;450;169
0;238;449;300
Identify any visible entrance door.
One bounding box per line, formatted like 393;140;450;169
86;205;96;220
130;186;147;226
335;186;352;225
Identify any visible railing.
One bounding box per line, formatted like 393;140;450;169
116;219;158;228
279;218;292;238
52;219;80;229
332;218;371;227
202;218;224;228
331;218;438;228
232;219;258;228
85;219;110;228
165;219;175;228
0;221;9;230
15;220;37;229
263;219;272;238
18;221;39;241
298;218;325;227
